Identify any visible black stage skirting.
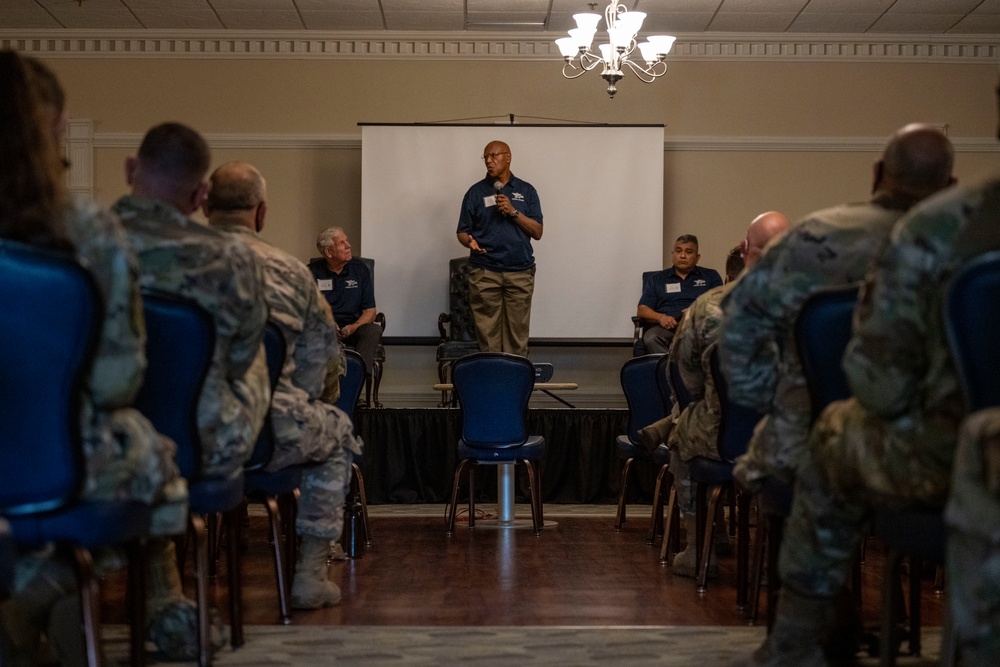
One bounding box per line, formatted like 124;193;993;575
354;407;659;505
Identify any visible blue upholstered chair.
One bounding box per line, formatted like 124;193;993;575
648;354;682;546
133;290;246;665
750;284;860;627
0;240;151;667
630;270;659;356
242;322;299;625
614;354;668;531
445;353;546;534
335;349;371;547
436;257;481;406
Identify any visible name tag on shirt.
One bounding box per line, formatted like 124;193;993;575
484;195;498;207
666;283;681;293
317;279;333;291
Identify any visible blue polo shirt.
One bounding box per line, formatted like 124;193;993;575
307;257;375;329
638;266;723;319
456;173;542;272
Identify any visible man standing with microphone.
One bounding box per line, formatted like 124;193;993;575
456;140;543;357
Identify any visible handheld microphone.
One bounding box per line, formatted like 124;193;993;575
494;180;503;194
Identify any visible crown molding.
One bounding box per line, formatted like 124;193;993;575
3;30;997;63
91;131;998;154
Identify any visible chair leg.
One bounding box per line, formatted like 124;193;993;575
189;514;212;667
908;556;923;657
467;463;476;528
260;496;292;624
351;462;372;545
522;460;543;535
698;485;723;594
615;457;635;530
749;498;766;625
880;548;904;667
281;492;299;589
660;483;678;564
225;506;244;648
736;490;751;610
125;539;148;667
446;459;471;534
72;547;101;667
648;464;670;545
765;514;784;633
372;361;384;408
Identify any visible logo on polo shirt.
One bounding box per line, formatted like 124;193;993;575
345;279;359;289
511;192;525;202
694;279;706;287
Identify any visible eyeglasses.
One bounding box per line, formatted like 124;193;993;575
481;152;510;162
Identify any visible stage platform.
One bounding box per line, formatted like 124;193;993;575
354;407;660;505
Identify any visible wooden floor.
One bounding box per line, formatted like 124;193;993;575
100;504;946;633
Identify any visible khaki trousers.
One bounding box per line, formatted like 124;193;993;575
467;265;534;357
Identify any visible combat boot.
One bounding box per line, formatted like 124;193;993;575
145;537;226;661
46;593;86;667
672;514;717;579
729;589;831;667
291;535;341;609
638;418;673;454
0;551;77;666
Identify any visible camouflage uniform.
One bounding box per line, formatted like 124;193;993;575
664;283;731;514
719;194;919;493
66;198;187;535
113;195;270;478
7;199;189;612
946;408;1000;666
214;223;361;540
779;180;1000;609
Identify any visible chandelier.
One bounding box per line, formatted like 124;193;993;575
555;2;676;99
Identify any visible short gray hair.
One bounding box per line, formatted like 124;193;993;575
316;226;345;253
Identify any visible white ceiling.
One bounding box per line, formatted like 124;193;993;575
2;0;999;35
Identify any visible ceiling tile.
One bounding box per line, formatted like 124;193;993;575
132;9;223;30
0;8;62;29
124;0;208;9
716;0;807;11
387;12;465;30
211;0;298;10
787;13;883;33
949;15;1000;32
972;0;1000;14
870;13;966;32
299;10;384;30
216;10;305;30
296;0;378;9
799;0;894;12
887;0;982;13
381;0;462;10
634;0;726;11
709;12;796;31
40;1;143;30
640;13;716;32
468;0;550;10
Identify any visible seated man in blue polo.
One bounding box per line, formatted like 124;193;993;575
309;227;382;379
636;234;723;354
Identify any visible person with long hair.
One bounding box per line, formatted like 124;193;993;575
0;51;187;666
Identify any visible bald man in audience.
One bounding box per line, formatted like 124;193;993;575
639;212;790;578
205;161;361;610
720;123;957;667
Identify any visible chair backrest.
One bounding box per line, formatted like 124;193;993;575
665;356;695;413
709;346;765;463
133;290;216;480
794;284;862;423
945;250;1000;411
620;353;668;444
453;352;534;447
447;257;476;342
245;322;287;472
357;256;375;282
0;241;100;515
334;349;366;415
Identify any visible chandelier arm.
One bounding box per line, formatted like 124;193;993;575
578;50;605;71
561;62;589;80
620;57;668;83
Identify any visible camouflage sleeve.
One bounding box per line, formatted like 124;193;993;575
718;236;787;411
298;268;339;399
223;244;269;380
843;204;957;417
69;205;146;408
672;300;706;399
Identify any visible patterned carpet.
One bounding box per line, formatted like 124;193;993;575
103;624;944;667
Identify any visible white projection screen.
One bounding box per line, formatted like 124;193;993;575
360;124;664;342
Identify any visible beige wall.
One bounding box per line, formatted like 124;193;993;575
37;51;1000;406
